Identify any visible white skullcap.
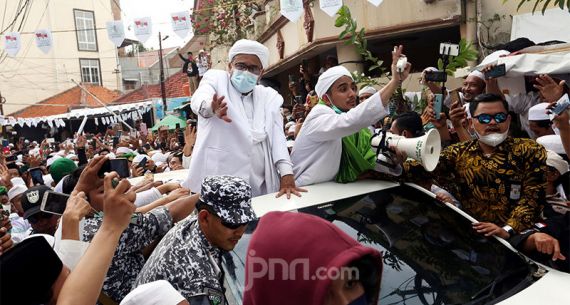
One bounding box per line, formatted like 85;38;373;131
228;39;269;69
8;184;28;201
151;152;168;163
11;177;26;186
528;103;550;121
286;140;295;148
358;86;377;97
480;50;510;66
29;148;40;157
46;155;62;167
133;154;148;164
285;121;295;129
546;150;569;175
537;135;565;155
315;65;353;98
468;70;485;81
120;280;185;305
106;152;116;160
287;125;296;134
116;147;133;155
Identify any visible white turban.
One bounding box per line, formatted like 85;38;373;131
116;147;133;155
120;280;185;305
468;70;485;81
358;86;377;97
537;135;564;155
528;103;550;121
315;66;353;98
228;39;269;69
546;150;569;175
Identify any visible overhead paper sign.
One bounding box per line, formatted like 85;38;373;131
368;0;385;6
133;17;152;43
3;32;21;57
280;0;304;23
34;29;53;54
106;21;125;47
320;0;342;17
171;11;192;39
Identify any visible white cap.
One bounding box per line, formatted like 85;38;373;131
537;135;565;155
47;155;62;167
116;147;133;155
11;177;26;186
546;150;569;175
228;39;270;69
315;66;353;98
151;152;168;164
468;70;485;81
120;280;185;305
528;103;550;121
358;86;377;97
8;184;28;201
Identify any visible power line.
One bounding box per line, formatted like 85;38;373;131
0;0;31;34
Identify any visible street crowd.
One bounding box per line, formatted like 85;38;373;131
1;38;569;305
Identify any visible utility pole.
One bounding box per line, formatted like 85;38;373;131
158;32;167;112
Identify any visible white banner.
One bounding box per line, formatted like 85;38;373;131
133;17;152;43
280;0;304;23
171;11;192;39
367;0;385;6
3;32;21;57
34;29;53;54
320;0;342;17
106;21;125;47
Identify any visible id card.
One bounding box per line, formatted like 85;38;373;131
509;184;521;200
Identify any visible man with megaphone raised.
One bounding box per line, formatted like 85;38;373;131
291;46;411;187
393;93;548;239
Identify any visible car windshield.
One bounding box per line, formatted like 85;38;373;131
222;184;537;305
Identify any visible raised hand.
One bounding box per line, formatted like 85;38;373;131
534;74;566;103
211;93;232;123
101;174;136;232
391;45;412;82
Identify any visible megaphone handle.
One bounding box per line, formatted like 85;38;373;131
376;152;398;169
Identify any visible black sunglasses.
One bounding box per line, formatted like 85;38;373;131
473;112;508;124
221;221;248;230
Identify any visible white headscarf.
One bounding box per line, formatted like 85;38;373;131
315;66;353;98
228;39;269;69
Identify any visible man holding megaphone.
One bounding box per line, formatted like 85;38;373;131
291;46;412;187
391;93;548;240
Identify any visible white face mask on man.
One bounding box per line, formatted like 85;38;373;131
473;129;509;147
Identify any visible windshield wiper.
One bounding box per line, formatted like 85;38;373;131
464;265;533;305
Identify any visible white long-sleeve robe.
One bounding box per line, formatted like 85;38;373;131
183;69;292;196
291;92;388;187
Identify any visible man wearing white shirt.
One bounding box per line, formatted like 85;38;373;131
291;46;411;187
184;39;304;198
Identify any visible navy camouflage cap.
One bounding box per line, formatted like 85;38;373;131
199;175;256;224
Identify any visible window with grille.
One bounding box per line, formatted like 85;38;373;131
74;9;98;51
79;59;101;85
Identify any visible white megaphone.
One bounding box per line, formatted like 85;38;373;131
371;129;441;171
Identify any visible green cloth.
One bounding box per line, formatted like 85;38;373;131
49;158;78;184
335;128;377;183
0;186;7;196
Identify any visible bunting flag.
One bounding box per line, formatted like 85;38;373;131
106;21;125;47
171;11;192;39
94;117;99;126
367;0;385;6
280;0;304;23
133;17;152;43
3;32;21;57
320;0;343;17
34;29;53;54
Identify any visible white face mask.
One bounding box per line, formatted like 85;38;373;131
475;130;508;147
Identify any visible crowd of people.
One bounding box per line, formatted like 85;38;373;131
1;37;569;305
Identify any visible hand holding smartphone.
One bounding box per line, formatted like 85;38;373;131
40;191;70;215
433;94;443;120
550;94;570;117
98;158;130;178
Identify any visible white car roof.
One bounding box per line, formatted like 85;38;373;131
251;180;399;218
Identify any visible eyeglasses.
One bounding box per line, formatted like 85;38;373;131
233;62;261;75
473;112;508;124
27;212;53;224
221;221;248;230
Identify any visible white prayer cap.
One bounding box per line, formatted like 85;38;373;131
480;50;510;66
8;184;28;201
315;66;353;98
151;152;168;163
46;155;62;167
116;147;133;155
285;121;295;129
546;150;569;175
287;125;296;134
133;154;148;164
120;280;185;305
528;103;550;121
537;135;565;155
423;67;438;73
16;155;23;163
11;177;26;186
286;140;295;148
228;39;269;69
358;86;377;97
468;70;485;81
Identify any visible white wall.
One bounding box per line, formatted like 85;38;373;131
0;0;121;115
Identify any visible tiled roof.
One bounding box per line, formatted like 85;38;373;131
113;71;189;104
11;84;121;118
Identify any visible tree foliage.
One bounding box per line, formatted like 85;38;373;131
504;0;570;14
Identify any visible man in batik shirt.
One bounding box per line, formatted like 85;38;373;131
401;94;547;237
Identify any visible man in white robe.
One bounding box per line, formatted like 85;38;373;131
183;39;305;198
291;46;411;187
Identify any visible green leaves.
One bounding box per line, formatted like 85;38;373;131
508;0;570;14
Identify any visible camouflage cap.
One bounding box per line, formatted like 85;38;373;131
199;175;256;224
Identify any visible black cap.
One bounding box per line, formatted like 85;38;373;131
22;185;52;219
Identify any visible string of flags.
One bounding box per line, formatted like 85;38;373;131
2;1;386;56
